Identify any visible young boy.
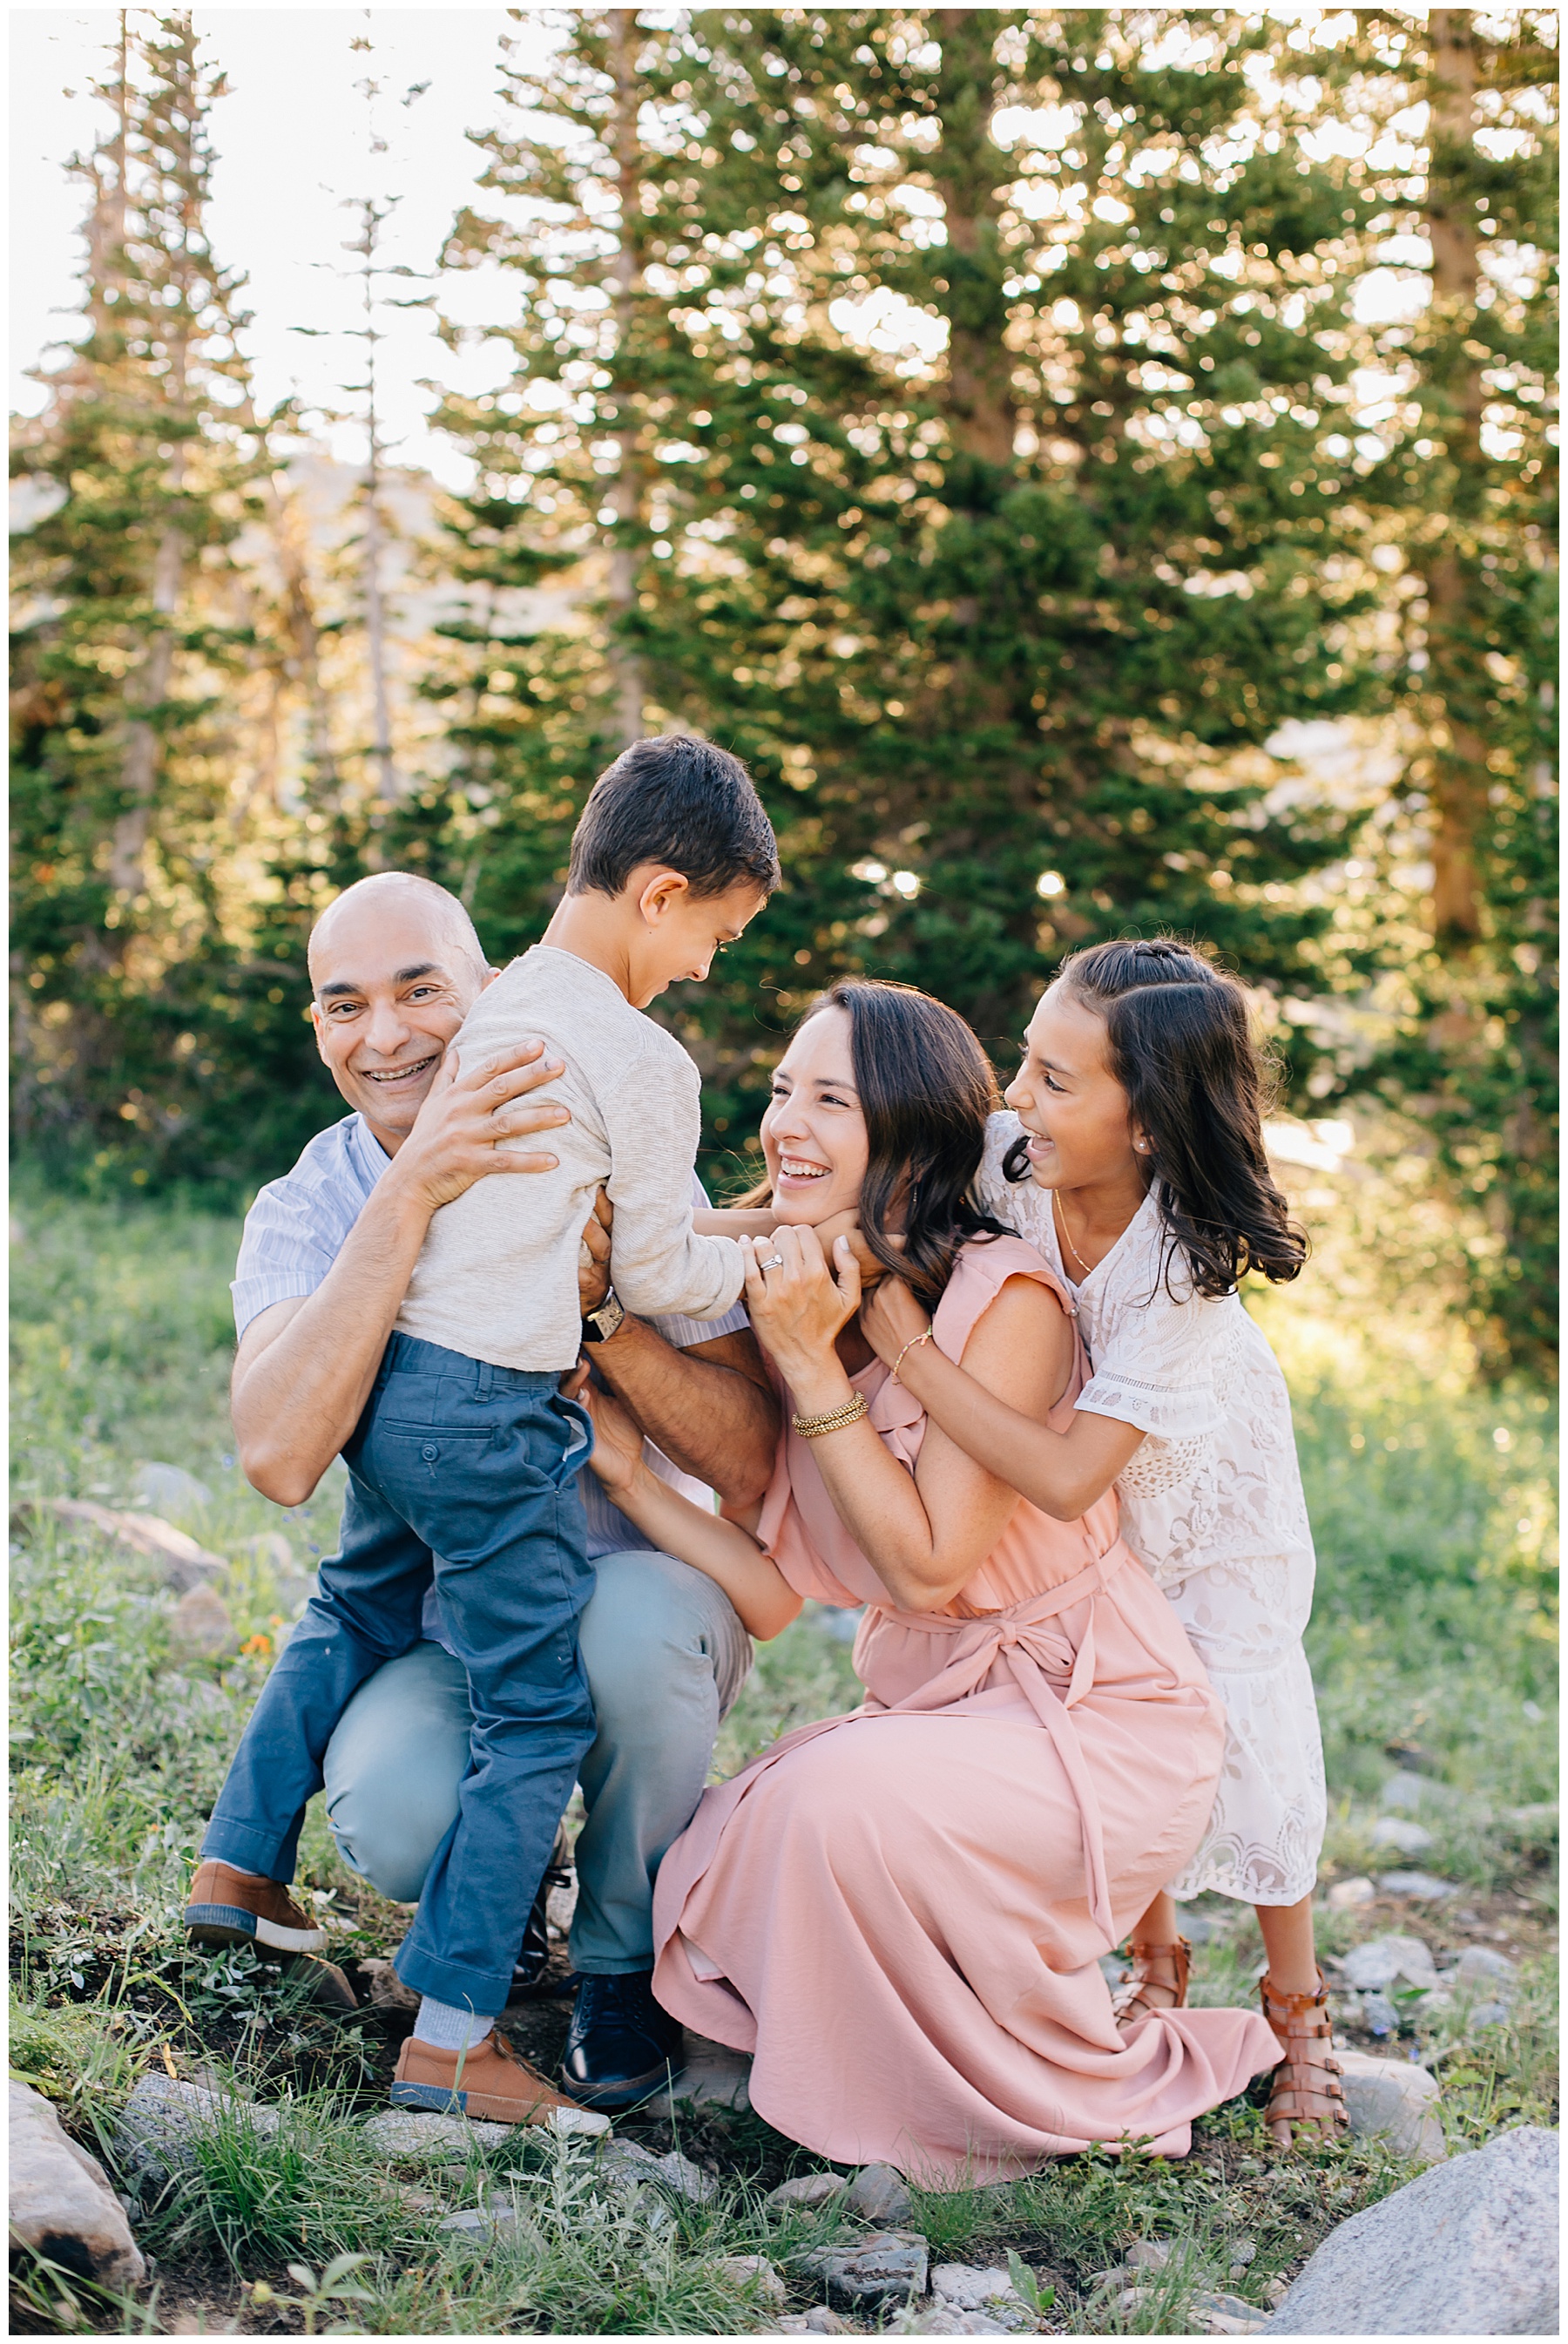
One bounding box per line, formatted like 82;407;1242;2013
186;735;778;2124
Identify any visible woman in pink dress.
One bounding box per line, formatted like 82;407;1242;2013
583;979;1279;2182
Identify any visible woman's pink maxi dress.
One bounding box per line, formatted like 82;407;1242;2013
652;1236;1281;2182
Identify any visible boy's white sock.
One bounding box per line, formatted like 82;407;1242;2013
412;1996;495;2053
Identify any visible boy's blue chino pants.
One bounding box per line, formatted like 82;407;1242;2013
201;1333;596;2015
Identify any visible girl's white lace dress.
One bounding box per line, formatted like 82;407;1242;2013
979;1114;1327;1906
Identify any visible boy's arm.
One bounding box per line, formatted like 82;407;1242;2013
860;1277;1145;1520
599;1047;747;1320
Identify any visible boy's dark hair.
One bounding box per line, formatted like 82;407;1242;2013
1004;935;1308;1298
567;734;781;901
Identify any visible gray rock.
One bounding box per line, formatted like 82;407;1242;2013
1327;1875;1377;1910
132;1462;213;1518
803;2229;929;2314
241;1529;296;1575
897;2312;1012;2336
777;2314;853;2335
714;2254;787;2308
1377;1872;1458;1900
1454;1945;1517;1987
10;2082;145;2286
1125;2239;1173;2273
1336;2049;1446;2161
1369;1816;1435;1854
846;2161;915;2225
10;1497;228;1594
1380;1771;1436;1813
362;2110;512;2160
438;2201;519;2242
929;2264;1033;2330
768;2171;849;2212
115;2074;280;2190
647;2030;752;2117
1263;2125;1558;2334
168;1582;238;1659
1338;1934;1439;1993
601;2139;716;2203
1504;1802;1558;1836
1192;2292;1267;2336
1228;2238;1257;2272
1470;2001;1511;2030
1357;1991;1400;2036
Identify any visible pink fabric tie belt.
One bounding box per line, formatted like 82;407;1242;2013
858;1538;1139;1946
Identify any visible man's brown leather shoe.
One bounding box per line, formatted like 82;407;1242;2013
392;2028;609;2132
185;1860;327;1953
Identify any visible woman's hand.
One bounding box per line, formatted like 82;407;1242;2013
742;1224;862;1406
812;1209;904;1289
579;1379;646;1501
861;1269;932;1370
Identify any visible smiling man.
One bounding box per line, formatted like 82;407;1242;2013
193;860;779;2112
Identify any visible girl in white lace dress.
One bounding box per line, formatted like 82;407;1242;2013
861;938;1344;2146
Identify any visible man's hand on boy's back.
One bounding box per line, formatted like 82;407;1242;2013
386;1040;569;1214
231;1040;571;1507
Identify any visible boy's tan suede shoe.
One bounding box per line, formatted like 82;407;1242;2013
391;2029;609;2133
185;1860;327;1953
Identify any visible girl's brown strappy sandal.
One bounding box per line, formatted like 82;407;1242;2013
1259;1968;1348;2147
1112;1937;1192;2027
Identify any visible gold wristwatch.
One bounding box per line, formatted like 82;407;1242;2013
581;1290;625;1345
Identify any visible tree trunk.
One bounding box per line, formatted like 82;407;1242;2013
1424;9;1487;946
110;464;184;893
930;10;1017;468
606;7;648;745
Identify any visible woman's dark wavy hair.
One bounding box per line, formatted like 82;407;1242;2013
747;979;1008;1312
1004;937;1308;1299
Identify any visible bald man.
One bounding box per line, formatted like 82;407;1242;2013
191;873;777;2110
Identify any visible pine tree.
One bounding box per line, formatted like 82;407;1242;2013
1351;7;1558;1371
412;10;1401;1169
10;10;264;1175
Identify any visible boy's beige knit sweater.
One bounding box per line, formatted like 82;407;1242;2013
396;945;746;1372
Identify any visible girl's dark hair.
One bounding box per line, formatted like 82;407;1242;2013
1004;937;1308;1299
747;979;1007;1311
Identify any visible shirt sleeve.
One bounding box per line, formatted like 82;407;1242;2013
1076;1277;1228;1440
230;1177;343;1342
598;1046;747;1322
643;1171;750;1345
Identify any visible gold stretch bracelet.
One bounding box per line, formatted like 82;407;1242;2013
891;1326;933;1382
792;1392;869;1440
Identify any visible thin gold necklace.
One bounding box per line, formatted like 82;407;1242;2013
1054;1190;1095;1277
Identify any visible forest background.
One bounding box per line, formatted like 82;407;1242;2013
10;3;1558;1379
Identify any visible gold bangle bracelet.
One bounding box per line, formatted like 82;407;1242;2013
792;1392;869;1440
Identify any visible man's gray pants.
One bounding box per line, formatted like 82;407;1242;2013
320;1549;753;1975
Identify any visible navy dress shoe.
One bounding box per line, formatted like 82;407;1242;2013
560;1970;685;2109
510;1827;573;1998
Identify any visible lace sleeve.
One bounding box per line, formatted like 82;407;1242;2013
1075;1272;1227;1442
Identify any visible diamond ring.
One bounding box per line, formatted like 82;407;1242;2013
760;1254;786;1271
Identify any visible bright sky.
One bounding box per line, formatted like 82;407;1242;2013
12;8;1444;487
10;8;558;485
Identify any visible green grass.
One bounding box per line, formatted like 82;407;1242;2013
9;1173;1558;2334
